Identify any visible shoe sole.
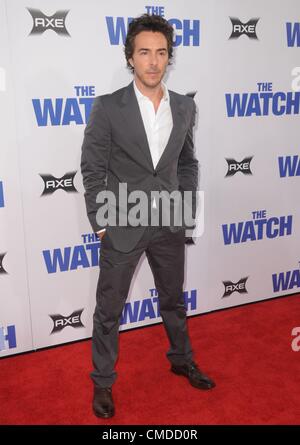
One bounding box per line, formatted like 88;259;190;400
171;368;216;390
93;408;115;419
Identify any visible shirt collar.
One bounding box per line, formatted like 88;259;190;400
133;79;169;103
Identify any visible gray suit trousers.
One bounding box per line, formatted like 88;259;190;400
91;225;194;388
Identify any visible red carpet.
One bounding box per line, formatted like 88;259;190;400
1;294;300;425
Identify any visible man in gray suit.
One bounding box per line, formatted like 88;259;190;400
81;14;215;419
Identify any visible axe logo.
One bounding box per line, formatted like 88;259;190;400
229;18;259;39
0;253;7;275
222;277;248;298
40;172;78;195
225;157;253;177
27;8;70;36
49;309;84;334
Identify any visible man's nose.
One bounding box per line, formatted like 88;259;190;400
149;54;158;65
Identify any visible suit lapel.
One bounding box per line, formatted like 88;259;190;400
155;91;185;171
118;81;153;170
118;81;185;172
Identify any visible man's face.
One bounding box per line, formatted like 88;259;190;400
129;31;169;89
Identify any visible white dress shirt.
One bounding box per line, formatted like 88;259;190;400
133;80;173;208
98;80;173;235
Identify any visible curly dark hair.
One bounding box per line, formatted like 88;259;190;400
124;14;174;72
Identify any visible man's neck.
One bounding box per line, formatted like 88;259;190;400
134;76;164;103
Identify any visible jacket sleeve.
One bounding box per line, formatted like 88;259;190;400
177;99;199;225
80;96;111;232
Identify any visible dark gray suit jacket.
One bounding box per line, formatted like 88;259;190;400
81;81;198;252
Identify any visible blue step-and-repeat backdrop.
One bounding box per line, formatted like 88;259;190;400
1;0;300;356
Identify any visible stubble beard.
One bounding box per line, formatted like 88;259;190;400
136;69;166;91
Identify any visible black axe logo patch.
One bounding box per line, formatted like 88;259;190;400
27;8;70;36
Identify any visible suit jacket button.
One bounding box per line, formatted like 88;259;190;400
153;172;157;176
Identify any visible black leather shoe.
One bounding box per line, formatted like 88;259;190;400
171;361;216;390
93;387;115;418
